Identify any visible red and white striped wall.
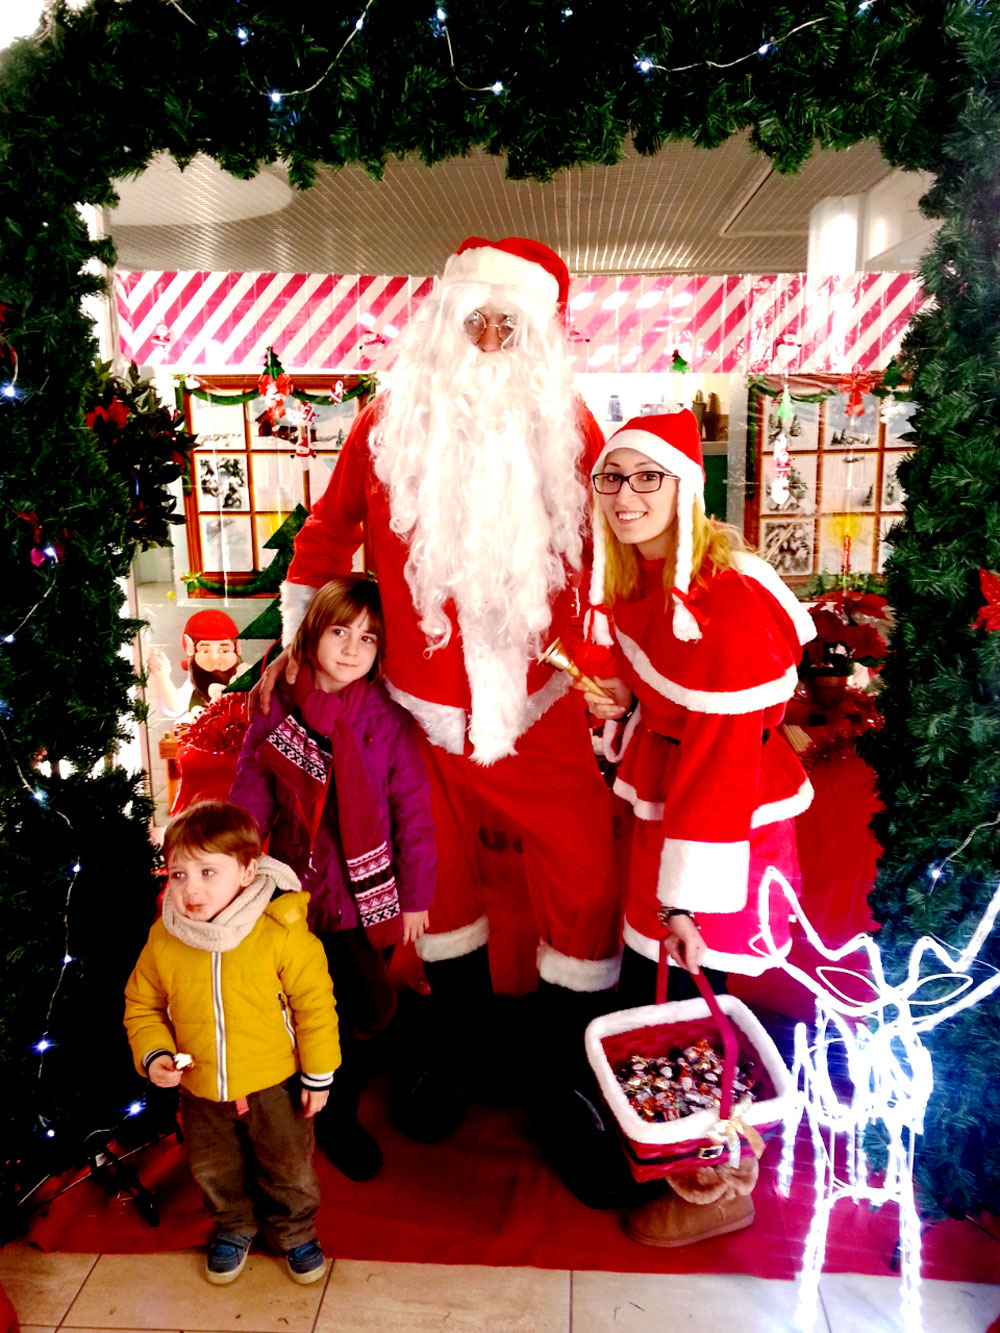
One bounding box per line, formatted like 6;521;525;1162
113;270;924;375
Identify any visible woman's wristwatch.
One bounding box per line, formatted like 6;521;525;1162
658;906;699;927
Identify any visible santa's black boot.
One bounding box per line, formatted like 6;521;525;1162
531;979;659;1210
389;945;493;1143
314;1038;383;1181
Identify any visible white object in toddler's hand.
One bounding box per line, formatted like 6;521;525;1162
173;1053;194;1070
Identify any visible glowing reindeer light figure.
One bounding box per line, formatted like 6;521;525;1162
753;866;1000;1333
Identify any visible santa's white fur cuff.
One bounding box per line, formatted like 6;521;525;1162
415;915;490;963
537;941;622;992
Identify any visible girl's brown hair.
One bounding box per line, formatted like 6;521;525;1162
599;499;746;606
163;800;262;869
291;575;384;681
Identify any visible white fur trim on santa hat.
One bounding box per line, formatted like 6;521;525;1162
672;473;699;641
591;428;705;496
441;246;559;309
415;915;489;963
657;836;750;913
537;941;623;992
280;580;318;648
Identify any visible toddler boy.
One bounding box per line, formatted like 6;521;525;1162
125;800;340;1284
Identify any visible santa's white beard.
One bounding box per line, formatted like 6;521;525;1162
374;322;585;763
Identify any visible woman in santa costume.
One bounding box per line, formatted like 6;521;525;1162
583;409;816;1244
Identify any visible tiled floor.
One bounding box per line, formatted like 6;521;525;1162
2;1244;998;1333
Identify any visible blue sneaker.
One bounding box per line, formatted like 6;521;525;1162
285;1238;326;1284
205;1232;252;1284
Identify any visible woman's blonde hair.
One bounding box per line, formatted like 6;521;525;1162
599;499;746;606
292;576;385;682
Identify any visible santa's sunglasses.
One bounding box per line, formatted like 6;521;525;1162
463;309;518;346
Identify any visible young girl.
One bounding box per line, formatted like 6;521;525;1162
230;576;436;1181
582;409;816;1246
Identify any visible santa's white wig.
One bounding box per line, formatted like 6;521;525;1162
370;271;587;762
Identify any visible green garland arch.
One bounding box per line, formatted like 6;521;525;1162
2;0;999;1220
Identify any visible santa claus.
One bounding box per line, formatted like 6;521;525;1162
258;237;623;1151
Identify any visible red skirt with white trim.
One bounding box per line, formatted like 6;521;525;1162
614;724;802;975
624;815;798;975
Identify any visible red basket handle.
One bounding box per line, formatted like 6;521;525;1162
656;938;739;1119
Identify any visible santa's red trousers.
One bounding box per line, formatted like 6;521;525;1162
413;692;624;992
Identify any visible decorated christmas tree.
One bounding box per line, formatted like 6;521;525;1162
862;20;1000;1217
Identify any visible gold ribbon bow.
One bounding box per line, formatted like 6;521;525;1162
708;1102;765;1168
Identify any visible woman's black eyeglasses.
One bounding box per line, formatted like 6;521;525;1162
592;469;674;494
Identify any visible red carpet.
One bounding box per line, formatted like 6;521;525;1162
22;747;1000;1282
24;1080;1000;1283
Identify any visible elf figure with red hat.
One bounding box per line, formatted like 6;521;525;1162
148;609;242;720
258;237;623;1163
584;410;816;1244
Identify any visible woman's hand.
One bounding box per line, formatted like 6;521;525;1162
253;648;299;716
663;914;706;975
401;910;429;947
579;675;632;722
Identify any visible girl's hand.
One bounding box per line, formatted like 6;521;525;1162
401;911;430;947
580;675;632;722
300;1087;329;1118
148;1054;183;1088
663;914;706;975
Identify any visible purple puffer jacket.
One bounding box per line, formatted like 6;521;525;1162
229;678;436;933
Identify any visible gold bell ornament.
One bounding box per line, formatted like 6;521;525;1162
538;637;612;700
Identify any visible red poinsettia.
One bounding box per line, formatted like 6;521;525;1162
971;568;1000;631
805;589;890;674
86;397;130;430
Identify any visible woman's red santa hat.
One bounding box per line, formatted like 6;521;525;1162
440;236;570;317
589;410;707;645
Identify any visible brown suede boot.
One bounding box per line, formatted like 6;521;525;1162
624;1155;758;1248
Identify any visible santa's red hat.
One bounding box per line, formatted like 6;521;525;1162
589;411;707;644
441;236;570;315
181;609;239;669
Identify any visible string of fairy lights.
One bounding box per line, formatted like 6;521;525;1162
124;2;887;110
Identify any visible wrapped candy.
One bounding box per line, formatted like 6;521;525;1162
614;1037;756;1122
